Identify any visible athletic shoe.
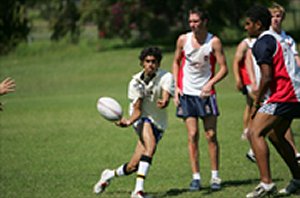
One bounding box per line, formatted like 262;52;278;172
278;179;300;195
93;169;112;194
131;191;145;198
210;177;222;190
246;150;256;163
189;179;201;191
246;183;277;198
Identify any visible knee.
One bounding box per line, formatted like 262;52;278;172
205;131;217;143
188;130;199;143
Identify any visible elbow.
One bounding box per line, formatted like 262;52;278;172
223;67;229;77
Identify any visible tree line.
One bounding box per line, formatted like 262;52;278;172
0;0;291;54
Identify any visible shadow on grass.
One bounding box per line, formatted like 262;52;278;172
147;178;285;198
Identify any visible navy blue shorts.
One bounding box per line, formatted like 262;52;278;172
258;102;300;120
133;117;163;143
176;94;219;119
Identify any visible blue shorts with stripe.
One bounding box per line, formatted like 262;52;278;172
133;117;163;143
176;94;220;119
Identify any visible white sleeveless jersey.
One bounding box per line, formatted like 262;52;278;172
178;32;216;96
244;38;261;87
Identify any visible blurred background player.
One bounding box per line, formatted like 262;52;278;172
268;1;300;164
172;8;228;191
233;37;257;140
93;47;174;198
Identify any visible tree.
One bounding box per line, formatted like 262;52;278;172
0;0;30;54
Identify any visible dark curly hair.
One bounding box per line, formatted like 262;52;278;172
139;47;163;63
246;5;271;31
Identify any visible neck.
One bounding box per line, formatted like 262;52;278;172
142;72;156;84
194;30;208;44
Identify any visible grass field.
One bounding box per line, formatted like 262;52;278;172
1;37;300;198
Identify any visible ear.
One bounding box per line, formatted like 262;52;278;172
255;20;263;31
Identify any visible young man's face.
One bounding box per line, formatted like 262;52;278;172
244;17;260;37
142;55;159;76
270;10;283;31
189;13;206;33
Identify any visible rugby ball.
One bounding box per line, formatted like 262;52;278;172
97;97;123;121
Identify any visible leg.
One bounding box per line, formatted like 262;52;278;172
242;94;253;139
203;115;219;171
248;112;280;184
246;113;281;198
203;115;221;190
132;122;157;195
185;117;201;190
185;117;200;174
268;122;300;180
285;128;299;156
93;140;144;194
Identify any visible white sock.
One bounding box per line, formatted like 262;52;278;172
193;173;201;180
296;153;300;158
248;148;254;155
115;164;126;177
211;170;219;179
134;161;150;192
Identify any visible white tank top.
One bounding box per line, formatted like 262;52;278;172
178;32;216;96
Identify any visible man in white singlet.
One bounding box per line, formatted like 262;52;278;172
172;8;228;191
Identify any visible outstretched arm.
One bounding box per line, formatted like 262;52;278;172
116;98;142;127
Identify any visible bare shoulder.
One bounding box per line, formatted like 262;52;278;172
177;34;187;46
211;36;224;51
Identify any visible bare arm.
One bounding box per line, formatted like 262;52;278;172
201;37;228;97
157;89;172;109
232;41;247;91
245;49;258;96
116;98;142;127
172;34;185;106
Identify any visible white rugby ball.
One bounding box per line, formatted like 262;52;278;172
97;97;123;121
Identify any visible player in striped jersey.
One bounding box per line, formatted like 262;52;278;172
245;5;300;198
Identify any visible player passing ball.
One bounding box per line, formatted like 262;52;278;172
93;46;174;198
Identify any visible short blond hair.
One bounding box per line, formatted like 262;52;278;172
269;2;286;20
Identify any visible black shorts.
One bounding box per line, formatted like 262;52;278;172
133;117;163;143
176;94;219;119
258;102;300;120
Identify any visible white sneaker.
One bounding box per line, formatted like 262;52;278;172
93;169;112;194
131;191;145;198
246;183;277;198
279;179;300;195
210;177;222;190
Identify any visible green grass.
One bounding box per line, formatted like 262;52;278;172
1;39;300;198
